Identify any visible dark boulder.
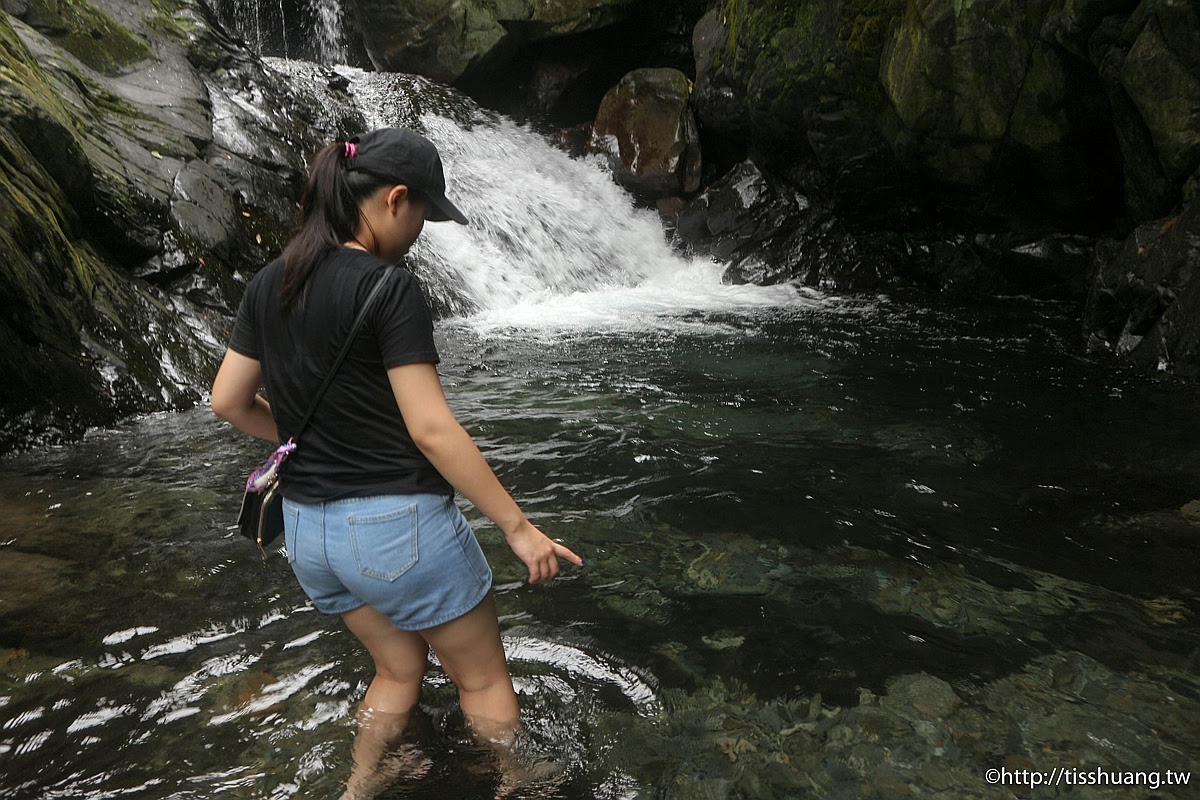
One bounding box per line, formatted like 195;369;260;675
691;2;902;203
677;160;909;291
880;0;1100;225
686;0;1194;231
588;67;700;198
346;0;636;84
1120;2;1200;187
1084;197;1200;374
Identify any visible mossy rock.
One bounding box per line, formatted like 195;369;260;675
13;0;151;74
1121;8;1200;183
693;0;907;189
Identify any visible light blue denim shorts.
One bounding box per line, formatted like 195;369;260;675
281;493;492;630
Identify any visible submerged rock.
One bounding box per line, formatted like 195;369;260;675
597;652;1200;800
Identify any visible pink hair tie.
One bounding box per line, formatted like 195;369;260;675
343;141;357;159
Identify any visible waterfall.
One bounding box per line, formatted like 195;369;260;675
205;0;346;64
264;59;807;330
312;0;348;64
277;0;289;58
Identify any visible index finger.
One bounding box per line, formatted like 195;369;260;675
552;541;584;567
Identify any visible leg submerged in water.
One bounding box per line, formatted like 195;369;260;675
340;595;561;796
339;605;432;800
421;593;566;795
420;592;521;744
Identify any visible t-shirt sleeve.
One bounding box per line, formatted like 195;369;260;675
375;271;441;369
228;272;261;359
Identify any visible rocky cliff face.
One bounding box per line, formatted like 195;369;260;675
0;0;356;450
5;0;1200;449
347;0;638;84
369;0;1195;373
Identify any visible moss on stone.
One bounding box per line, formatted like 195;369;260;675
843;0;907;56
20;0;151;74
144;0;198;40
0;12;82;134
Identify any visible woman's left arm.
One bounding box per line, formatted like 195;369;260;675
211;349;279;442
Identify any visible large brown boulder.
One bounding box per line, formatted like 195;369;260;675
588;67;700;198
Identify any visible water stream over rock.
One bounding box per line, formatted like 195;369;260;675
1;9;1198;798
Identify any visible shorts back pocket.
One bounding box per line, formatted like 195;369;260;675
349;502;419;581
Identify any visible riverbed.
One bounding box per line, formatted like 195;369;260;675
1;290;1197;798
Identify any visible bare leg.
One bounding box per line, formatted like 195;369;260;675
339;605;431;800
419;592;520;744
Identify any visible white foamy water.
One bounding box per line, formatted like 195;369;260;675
326;65;815;332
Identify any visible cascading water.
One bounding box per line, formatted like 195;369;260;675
265;59;809;330
205;0;346;64
6;44;1200;800
311;0;347;64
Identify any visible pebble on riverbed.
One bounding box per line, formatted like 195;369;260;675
595;651;1200;799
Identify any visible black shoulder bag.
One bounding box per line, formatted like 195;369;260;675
237;267;394;558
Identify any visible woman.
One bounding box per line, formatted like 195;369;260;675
211;128;582;798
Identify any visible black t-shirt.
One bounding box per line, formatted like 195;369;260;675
228;248;453;502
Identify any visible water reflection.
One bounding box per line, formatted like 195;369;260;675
2;298;1199;798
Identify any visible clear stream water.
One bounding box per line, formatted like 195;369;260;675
2;296;1199;798
2;57;1199;800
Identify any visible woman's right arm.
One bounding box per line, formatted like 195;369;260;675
211;349;279;442
388;362;582;584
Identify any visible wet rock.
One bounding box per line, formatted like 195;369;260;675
0;0;328;450
1121;4;1200;185
5;0;150;74
677;161;810;266
1083;197;1200;375
678;160;910;291
347;0;636;84
588;67;701;198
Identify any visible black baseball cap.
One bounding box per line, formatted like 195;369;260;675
344;128;468;225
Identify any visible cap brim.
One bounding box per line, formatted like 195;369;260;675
426;193;469;225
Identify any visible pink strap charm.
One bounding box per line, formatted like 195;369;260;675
344;141;357;159
246;438;297;492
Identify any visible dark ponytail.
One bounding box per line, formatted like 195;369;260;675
280;142;390;310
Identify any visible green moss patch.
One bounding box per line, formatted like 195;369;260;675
21;0;151;74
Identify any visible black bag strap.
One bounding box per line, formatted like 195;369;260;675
291;266;394;441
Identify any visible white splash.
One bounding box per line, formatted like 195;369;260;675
276;61;817;333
